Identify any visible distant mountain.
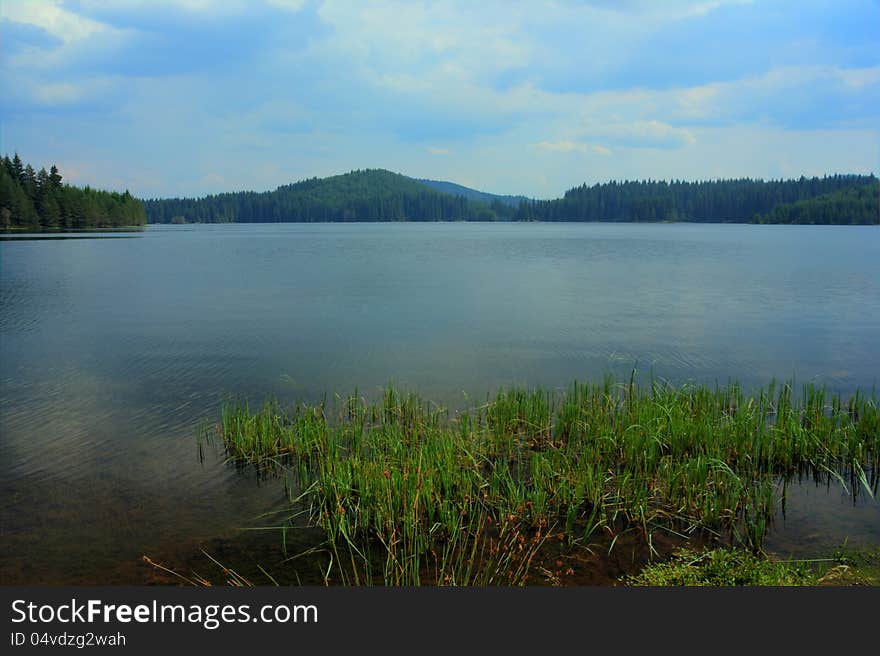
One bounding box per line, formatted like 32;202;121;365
144;169;515;223
416;178;529;208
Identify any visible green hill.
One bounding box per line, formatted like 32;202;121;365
139;168;880;226
145;169;513;223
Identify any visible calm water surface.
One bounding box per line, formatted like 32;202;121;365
1;223;878;583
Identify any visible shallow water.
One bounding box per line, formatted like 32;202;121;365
1;222;878;583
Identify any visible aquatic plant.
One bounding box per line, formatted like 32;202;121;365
211;378;878;585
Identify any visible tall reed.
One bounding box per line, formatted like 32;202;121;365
212;378;878;585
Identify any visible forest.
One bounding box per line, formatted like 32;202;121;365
0;153;146;230
146;169;877;225
144;169;513;223
513;174;878;223
4;158;876;227
751;183;878;224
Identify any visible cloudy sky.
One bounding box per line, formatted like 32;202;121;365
1;0;878;199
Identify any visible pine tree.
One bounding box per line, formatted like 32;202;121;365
49;165;63;189
22;164;37;203
12;153;24;182
36;167;50;192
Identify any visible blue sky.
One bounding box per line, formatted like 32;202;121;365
1;0;878;199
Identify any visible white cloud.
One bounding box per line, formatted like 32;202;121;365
679;0;753;18
837;67;880;89
2;0;108;43
199;172;226;187
601;120;697;147
535;141;612;155
69;0;252;13
664;65;880;126
575;0;754;20
536;140;583;153
265;0;306;11
314;1;533;87
33;82;87;104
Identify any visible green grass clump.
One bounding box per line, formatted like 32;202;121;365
209;377;878;585
625;548;816;586
626;545;880;586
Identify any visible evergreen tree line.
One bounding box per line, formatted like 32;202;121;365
8;157;873;227
513;174;878;223
752;184;878;225
0;153;146;230
146;169;877;225
145;169;513;223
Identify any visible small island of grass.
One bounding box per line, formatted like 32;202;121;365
196;377;878;586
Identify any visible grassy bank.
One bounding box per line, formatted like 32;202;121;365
205;377;878;585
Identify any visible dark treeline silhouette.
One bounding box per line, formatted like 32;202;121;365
145;169;514;223
146;169;877;225
513;174;878;223
0;153;146;230
752;184;878;225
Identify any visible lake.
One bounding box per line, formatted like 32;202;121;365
1;222;878;583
